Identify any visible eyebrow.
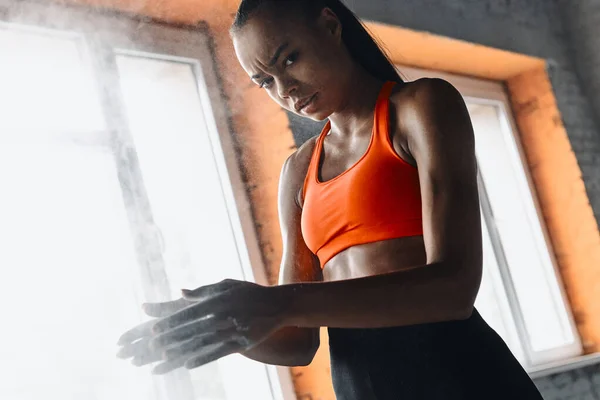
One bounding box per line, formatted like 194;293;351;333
268;42;289;66
251;42;290;80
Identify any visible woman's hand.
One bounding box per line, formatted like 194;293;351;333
117;279;288;374
116;297;193;369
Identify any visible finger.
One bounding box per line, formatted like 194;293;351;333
184;341;240;370
142;298;193;318
181;279;240;301
152;342;239;375
117;320;156;345
117;337;151;359
151;357;187;375
151;316;235;349
163;332;225;360
152;304;215;334
132;351;163;367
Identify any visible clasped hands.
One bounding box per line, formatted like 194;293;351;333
116;279;286;374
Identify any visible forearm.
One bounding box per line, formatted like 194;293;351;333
278;261;479;329
241;326;319;366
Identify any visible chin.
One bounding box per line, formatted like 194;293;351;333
308;114;329;122
290;110;327;122
305;109;331;122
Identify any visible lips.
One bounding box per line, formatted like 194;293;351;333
294;93;317;112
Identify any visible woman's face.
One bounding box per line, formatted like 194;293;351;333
233;7;352;121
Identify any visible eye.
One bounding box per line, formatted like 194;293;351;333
259;77;274;89
284;52;299;67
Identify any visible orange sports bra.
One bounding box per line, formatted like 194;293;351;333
301;81;423;268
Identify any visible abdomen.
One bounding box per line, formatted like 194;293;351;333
322;235;426;281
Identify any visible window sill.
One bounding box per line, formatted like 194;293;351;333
527;353;600;379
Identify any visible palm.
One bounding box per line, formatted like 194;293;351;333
117;279;284;374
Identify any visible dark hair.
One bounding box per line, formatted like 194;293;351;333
231;0;403;84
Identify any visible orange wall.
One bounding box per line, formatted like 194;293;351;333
507;69;600;354
49;1;600;398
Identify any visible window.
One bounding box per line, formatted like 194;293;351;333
397;66;583;372
0;2;288;399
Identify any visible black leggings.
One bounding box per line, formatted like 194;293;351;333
328;309;543;400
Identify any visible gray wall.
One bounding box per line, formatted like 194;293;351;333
560;0;600;137
286;0;600;398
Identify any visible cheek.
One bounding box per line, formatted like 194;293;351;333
298;62;345;98
309;46;344;77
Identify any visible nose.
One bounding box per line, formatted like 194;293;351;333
277;78;297;99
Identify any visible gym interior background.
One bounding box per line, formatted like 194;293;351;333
1;0;599;399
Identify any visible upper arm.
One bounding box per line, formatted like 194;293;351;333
275;143;322;360
277;142;323;285
397;78;482;283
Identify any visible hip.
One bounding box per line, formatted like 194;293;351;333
327;308;543;400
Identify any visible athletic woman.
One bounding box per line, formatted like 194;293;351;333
117;1;544;398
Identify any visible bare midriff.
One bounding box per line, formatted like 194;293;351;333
322;235;426;282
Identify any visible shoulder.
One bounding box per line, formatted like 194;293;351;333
394;77;459;97
389;78;472;144
280;135;319;195
278;135;320;210
390;78;465;120
282;135;318;178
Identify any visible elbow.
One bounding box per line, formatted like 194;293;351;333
294;353;316;367
448;260;482;321
454;303;475;321
243;327;319;367
280;343;318;367
447;289;477;322
289;327;320;366
293;332;320;366
275;329;320;367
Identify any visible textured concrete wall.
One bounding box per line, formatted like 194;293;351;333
559;0;600;139
286;1;600;398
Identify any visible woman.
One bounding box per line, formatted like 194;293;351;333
117;0;544;398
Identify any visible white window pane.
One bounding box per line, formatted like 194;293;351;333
474;210;525;363
0;24;105;134
0;143;154;400
468;103;575;353
115;56;242;290
115;55;274;400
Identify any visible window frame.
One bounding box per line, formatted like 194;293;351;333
397;65;583;374
0;1;295;398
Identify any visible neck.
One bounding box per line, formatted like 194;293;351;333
328;66;384;137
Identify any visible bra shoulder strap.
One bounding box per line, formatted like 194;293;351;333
373;81;397;140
